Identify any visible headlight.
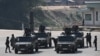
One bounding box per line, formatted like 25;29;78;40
68;44;71;47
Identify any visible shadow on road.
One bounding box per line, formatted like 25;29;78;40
60;50;82;54
39;46;54;49
78;46;88;49
96;50;100;51
18;51;43;54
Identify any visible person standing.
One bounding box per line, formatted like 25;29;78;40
85;33;89;47
88;33;92;47
10;34;15;50
52;38;57;51
5;37;11;53
93;36;97;51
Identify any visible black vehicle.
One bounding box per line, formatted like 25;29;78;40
35;32;52;48
71;25;84;48
72;32;84;48
56;36;77;53
14;36;38;54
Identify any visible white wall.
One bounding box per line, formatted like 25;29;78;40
83;8;100;26
94;8;100;26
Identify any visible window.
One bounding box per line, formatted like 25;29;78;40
85;14;92;21
96;11;98;21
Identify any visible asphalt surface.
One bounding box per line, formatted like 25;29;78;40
0;30;100;56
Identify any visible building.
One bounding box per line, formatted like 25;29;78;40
82;0;100;26
44;0;85;5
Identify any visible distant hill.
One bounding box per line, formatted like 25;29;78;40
0;6;84;30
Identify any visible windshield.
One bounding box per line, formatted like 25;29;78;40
16;37;32;42
76;34;83;38
35;33;48;38
72;32;83;37
58;36;75;42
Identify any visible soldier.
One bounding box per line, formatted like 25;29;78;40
5;37;11;53
10;34;15;50
93;36;97;51
52;38;57;50
85;33;89;47
88;33;92;47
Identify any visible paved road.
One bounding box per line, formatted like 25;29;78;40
0;30;100;56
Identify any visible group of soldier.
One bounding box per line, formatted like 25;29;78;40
85;32;97;51
5;34;15;53
4;25;98;53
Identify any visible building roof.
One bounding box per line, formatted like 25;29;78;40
85;1;100;3
85;1;100;8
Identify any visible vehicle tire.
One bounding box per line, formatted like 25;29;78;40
35;47;38;52
15;49;18;54
75;48;77;51
45;44;48;48
72;49;75;53
30;49;34;53
35;45;38;52
72;50;75;53
80;45;83;48
56;49;59;53
82;42;84;47
80;42;84;48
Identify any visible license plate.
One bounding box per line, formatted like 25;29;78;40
20;48;25;50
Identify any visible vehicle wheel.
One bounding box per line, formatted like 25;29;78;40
35;45;38;52
15;49;18;54
72;50;75;53
35;47;38;52
75;48;77;51
82;42;84;47
56;49;59;53
45;44;48;48
72;49;75;53
30;49;34;53
80;43;84;48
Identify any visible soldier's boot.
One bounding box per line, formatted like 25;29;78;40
5;51;7;53
5;48;7;53
9;48;11;53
